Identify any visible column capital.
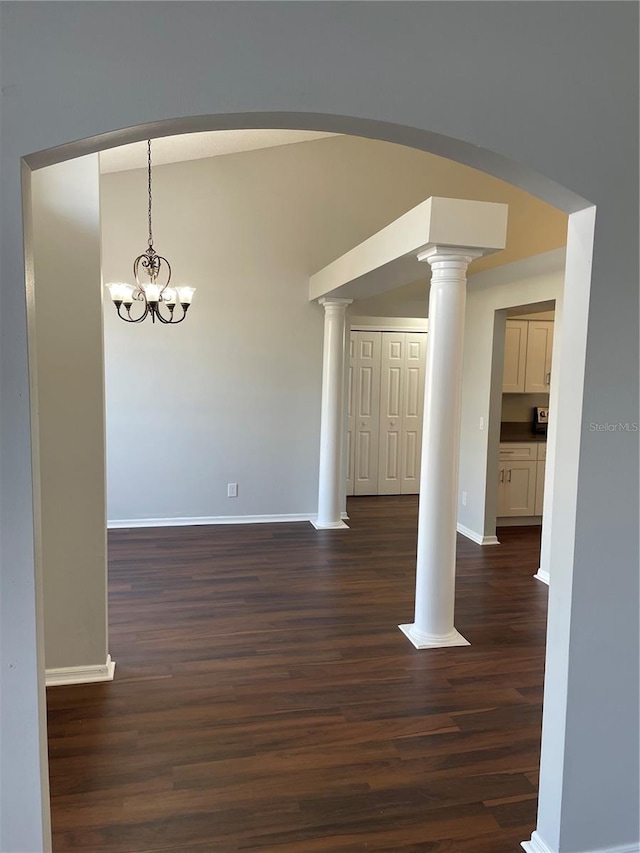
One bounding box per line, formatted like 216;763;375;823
416;245;484;267
317;297;353;311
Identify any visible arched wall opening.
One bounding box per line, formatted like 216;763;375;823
19;113;596;851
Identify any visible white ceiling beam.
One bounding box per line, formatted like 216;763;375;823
309;196;508;302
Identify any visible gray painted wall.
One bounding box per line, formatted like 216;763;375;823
1;4;637;852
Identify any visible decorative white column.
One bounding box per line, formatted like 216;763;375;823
400;246;481;648
313;297;352;529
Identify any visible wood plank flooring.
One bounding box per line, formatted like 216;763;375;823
47;496;548;853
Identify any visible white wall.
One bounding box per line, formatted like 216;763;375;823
1;5;638;853
458;249;565;541
32;156;109;670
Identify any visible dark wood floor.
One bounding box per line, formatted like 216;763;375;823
47;496;548;853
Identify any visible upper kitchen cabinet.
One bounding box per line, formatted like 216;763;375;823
503;319;554;394
502;320;528;393
524;321;554;393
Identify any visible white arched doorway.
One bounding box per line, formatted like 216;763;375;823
20;112;594;853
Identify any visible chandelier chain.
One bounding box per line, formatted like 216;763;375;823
147;139;153;250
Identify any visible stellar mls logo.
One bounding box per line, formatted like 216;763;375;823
588;422;639;432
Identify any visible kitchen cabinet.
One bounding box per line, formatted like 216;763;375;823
502;320;528;393
535;460;546;515
503;319;554;394
524;321;554;393
498;442;546;518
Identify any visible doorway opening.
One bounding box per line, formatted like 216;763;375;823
21;113;594;849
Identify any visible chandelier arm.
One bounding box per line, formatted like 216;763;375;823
116;301;149;323
154;301;189;324
154;304;174;324
168;305;190;324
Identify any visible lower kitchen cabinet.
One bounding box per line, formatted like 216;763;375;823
497;460;537;516
497;442;546;520
535;459;546;515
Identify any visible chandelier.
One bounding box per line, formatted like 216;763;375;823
106;139;195;324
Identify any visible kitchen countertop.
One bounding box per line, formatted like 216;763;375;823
500;421;547;443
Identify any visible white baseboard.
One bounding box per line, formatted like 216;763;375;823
522;831;640;853
456;523;500;546
522;831;551;852
534;569;550;585
46;654;115;687
108;513;316;529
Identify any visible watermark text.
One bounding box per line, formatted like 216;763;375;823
588;422;639;432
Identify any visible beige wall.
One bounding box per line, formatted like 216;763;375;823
101;135;566;524
457;248;565;540
501;393;550;422
32;155;108;670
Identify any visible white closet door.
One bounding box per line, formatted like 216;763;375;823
378;333;405;494
353;332;381;495
345;332;356;497
401;332;427;494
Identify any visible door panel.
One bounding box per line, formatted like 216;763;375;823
353;332;381;495
403;430;419;482
345;333;356;496
383;431;400;481
378;333;405;494
401;332;427;494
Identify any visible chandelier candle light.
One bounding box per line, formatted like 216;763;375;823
106;139;195;324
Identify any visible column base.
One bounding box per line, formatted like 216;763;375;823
399;624;470;649
311;519;349;530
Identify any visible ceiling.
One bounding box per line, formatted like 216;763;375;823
100;130;337;173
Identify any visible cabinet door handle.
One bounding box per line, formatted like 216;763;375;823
546;372;551;385
499;469;504;483
507;469;512;482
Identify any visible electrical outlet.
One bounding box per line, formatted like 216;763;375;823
227;483;238;498
479;417;485;430
462;491;468;507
